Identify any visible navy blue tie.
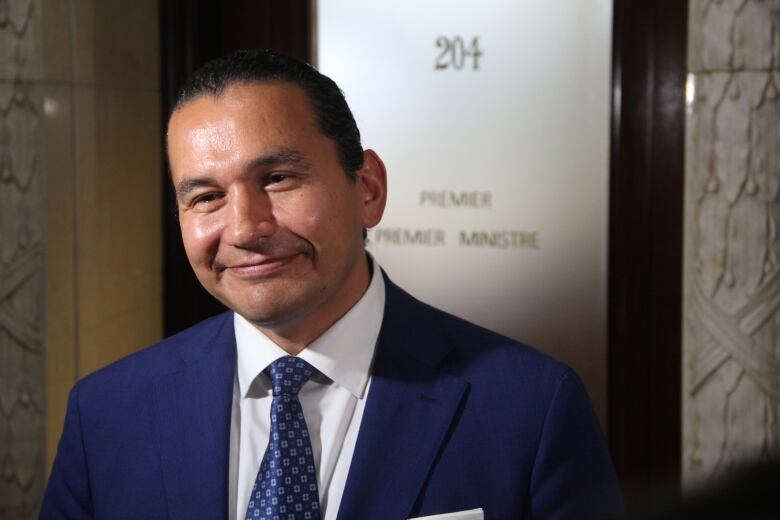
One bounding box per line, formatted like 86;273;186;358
245;356;321;520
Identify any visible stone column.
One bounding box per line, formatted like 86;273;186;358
0;1;162;516
684;0;780;484
0;1;44;516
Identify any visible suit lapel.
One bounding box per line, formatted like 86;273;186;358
337;279;469;520
154;313;236;520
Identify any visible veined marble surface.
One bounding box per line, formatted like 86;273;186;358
0;0;44;517
684;0;780;486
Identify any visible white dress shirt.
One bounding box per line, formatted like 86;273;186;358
228;260;385;520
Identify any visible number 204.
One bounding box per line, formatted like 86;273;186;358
435;36;482;71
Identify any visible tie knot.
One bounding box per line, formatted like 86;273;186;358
264;356;318;396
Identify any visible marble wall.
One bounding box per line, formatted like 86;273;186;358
684;0;780;484
0;1;162;516
0;1;44;516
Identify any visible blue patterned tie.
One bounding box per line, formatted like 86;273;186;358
245;356;321;520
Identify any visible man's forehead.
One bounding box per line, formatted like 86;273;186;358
171;81;312;125
168;83;320;158
166;81;333;176
171;84;312;145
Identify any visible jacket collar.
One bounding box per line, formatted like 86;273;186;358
337;275;469;520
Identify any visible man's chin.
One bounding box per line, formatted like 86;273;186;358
209;278;306;318
229;298;314;333
235;309;287;329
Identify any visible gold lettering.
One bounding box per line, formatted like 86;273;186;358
459;230;540;249
419;190;492;208
371;228;446;246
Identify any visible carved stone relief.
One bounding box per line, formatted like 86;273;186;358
0;0;44;518
685;0;780;484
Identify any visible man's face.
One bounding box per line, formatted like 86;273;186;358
167;82;386;343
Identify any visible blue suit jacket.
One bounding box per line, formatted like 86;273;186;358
41;277;622;519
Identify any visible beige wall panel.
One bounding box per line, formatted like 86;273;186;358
40;84;78;473
39;0;76;83
76;87;162;376
71;0;96;85
92;0;159;90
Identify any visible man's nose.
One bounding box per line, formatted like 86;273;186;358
225;187;276;246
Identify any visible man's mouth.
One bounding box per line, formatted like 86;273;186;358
220;254;301;278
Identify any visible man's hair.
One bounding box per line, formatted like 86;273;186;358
174;49;364;181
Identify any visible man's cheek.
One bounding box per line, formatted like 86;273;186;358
275;203;324;241
306;210;323;231
182;218;223;263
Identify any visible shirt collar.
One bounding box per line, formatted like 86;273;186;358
234;256;385;400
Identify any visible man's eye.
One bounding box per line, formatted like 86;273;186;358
192;192;223;206
267;173;289;184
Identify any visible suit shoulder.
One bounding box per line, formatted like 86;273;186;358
438;306;572;383
75;312;232;392
420;299;595;432
405;289;564;365
386;279;573;386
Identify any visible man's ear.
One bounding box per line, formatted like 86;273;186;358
357;149;387;229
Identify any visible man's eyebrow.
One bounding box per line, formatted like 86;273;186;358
245;149;311;172
175;177;217;200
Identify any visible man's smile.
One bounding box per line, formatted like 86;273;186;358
220;253;303;278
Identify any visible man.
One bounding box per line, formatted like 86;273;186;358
41;49;622;519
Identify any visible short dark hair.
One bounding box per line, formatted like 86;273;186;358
174;49;364;181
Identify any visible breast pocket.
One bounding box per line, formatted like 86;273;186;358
409;508;484;520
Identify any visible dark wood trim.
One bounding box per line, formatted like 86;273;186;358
218;0;311;61
309;0;319;67
608;0;687;513
160;0;225;336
